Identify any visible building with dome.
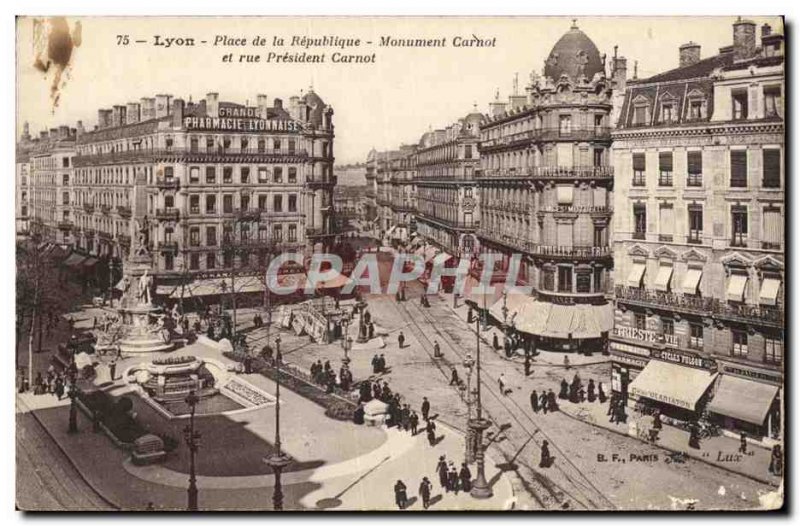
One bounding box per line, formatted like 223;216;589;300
474;22;628;355
24;89;335;304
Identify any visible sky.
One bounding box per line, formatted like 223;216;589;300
16;15;782;164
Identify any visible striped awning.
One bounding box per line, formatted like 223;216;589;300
514;301;613;340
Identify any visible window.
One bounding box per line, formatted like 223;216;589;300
241;194;250;211
762;149;781;188
241;138;248;151
765;337;783;364
188;195;199;214
593;267;603;293
190;167;200;183
762;207;782;250
658;204;674;242
258;167;268;183
288;167;297;183
288;224;297;242
241;167;250;184
287;139;296;154
223;252;233;268
633;203;646;239
190;253;200;270
257;139;265;153
689;323;704;350
163;166;174;181
273;167;283;183
541;267;555;291
164;253;174;271
576;272;591;293
658;152;673;186
688;99;704;120
687;151;703;186
632;153;646;186
557;266;572;293
62;173;70;186
258;195;267;210
206;137;214;149
661;103;675;123
223;194;233;213
62;157;70;168
273;138;281;151
731;205;748;247
273;194;283;212
165;138;174;150
240;224;250;240
764;86;781;118
206;166;216;184
633;104;647;125
661;317;674;337
464;211;473;227
634;313;647;331
223;167;233;183
465;145;473;159
206;226;217;246
273;224;283;241
594;114;603;128
688;205;703;244
732;330;748;357
164;227;174;242
559;115;571;136
593;225;605;247
206;253;216;270
190;137;198;153
222;138;231;150
732;90;748;120
164;195;174;209
593;149;603;167
223;226;233;244
288;194;297;212
62;192;69;205
730;150;748;187
189;227;200;246
206;195;216;213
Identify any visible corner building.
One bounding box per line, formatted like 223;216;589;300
611;19;784;442
475;22;626;354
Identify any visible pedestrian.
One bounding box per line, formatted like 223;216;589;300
459;463;472;492
607;392;616;415
467;307;473;324
401;404;411;432
578;386;586;403
587;379;596;403
653;410;662;430
421;397;431;421
448;464;459;495
559;378;569;400
540;390;549;414
378;354;387;373
33;373;45;395
688;422;701;449
109;358;117;381
769;444;783;476
427;425;437;447
371;354;380;374
382;382;392;401
598;382;607;404
368;322;375;339
433;341;442;358
54;377;65;400
524;354;531;377
449;367;460;386
547;389;559;412
530;389;540;413
539;440;552;468
739;431;748;454
394;479;408;510
498;373;506;395
410;411;419;435
492;332;499;350
436;455;448;489
364;309;371;325
563;355;570;370
419;477;432;509
398;331;405;349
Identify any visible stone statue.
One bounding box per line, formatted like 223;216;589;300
138;269;153;305
134;216;150;256
119;276;131;304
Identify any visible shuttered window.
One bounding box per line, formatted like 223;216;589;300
762;208;782;249
659;152;673;172
632;153;646;186
659;204;674;241
763;149;781;188
687;151;703;186
730;150;748;187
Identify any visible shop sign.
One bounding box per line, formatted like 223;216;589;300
721;364;782;384
651;348;713;370
611;352;648;369
610;341;650;357
184;115;303;132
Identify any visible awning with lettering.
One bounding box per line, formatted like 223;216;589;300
681;268;703;295
626;263;646;288
63;253;86;267
708;375;779;425
759;278;781;306
726;274;748;302
653;265;674;292
628;360;717;410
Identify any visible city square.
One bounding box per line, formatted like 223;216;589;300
15;15;784;512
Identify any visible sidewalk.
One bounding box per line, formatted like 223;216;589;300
559;397;781;487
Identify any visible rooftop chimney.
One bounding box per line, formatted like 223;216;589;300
140;97;156;120
126;102;140;124
257;93;268;118
273;97;283;110
58;125;69;139
762;23;772;37
679;42;701;67
76;120;84;137
613;55;627;91
733;17;757;61
155;94;172;118
112;105;126;127
172;98;185;127
206;92;219;118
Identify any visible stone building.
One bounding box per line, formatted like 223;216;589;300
414;111;482;257
15;123;36;238
474;22;625;354
24;89;335;301
610;18;784;441
374;146;417;245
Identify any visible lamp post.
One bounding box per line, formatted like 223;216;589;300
462;352;476;465
67;381;79;434
469;316;493;499
265;335;292;511
343;336;352;366
183;390;201;511
356;298;368;343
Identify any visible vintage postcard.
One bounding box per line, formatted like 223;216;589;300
15;15;785;511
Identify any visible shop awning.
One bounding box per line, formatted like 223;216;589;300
488;291;534;325
681;268;703;295
726;274;748;302
526;303;613;340
433;253;453;267
63;253;86;267
628;360;717;410
708;375;779;425
82;256;99;268
759;278;781;306
653;265;673;292
626;263;646;288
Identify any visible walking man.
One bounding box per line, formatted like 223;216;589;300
433;341;442;358
398;331;406;349
459;463;472;492
421;397;431;421
419;477;432;509
530;389;540;413
109;358;117;381
739;431;748;454
436;455;448;490
449;367;460;386
394;479;408;510
498;373;507;395
539;440;552;468
540;390;549;415
410;411;419;435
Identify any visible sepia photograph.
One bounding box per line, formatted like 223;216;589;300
13;14;785;512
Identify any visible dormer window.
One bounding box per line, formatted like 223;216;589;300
631;95;651;125
661;103;675;123
732;89;748;120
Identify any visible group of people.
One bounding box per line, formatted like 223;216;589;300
28;362;78;400
558;373;607;405
371;354;389;374
310;359;354;393
436;455;473;494
529;388;559;414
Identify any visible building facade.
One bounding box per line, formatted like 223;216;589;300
475;22;625;354
611;19;784;441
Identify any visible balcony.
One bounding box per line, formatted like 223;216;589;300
236;208;261;222
307;176;336;188
158;241;179;253
57;220;74;230
479;130;538;152
615;286;783;328
72;147;309;167
116;206;132;218
528;165;613;180
155;177;180;190
100;204;112;215
154;208;180;221
537;205;611;215
83;203;95;213
118;234;131;245
530;245;612;260
476;229;533;253
538;126;612;142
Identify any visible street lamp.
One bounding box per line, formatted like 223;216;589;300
67;381;79;434
462;353;476;465
469;316;493;499
356;298;368;344
183;390;201;511
265;335;292;511
343;336;353;366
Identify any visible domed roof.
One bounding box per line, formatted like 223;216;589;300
543;23;605;82
301;89;326;127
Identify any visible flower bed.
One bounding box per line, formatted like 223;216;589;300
222;377;274;407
